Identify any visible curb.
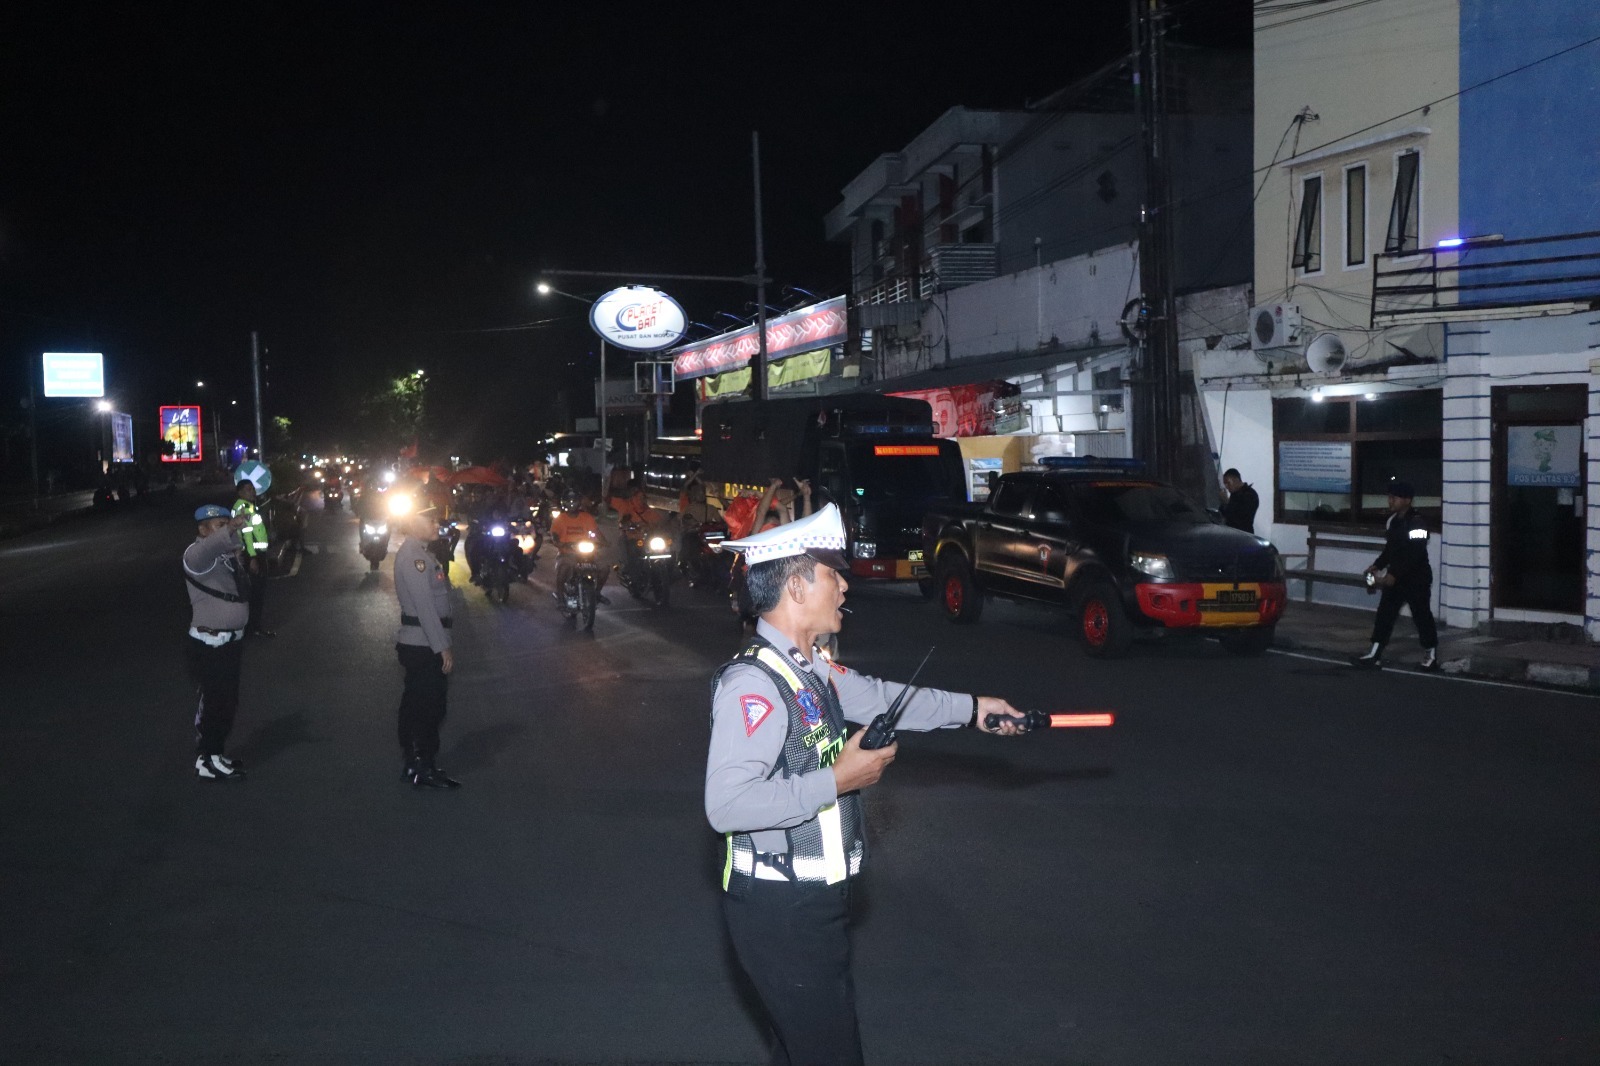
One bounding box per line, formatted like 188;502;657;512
1274;633;1600;694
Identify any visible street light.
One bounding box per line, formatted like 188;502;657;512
535;281;608;454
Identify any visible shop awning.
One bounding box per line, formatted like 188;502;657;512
850;342;1123;394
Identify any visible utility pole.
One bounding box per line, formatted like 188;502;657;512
1132;0;1180;481
250;331;265;461
752;131;769;402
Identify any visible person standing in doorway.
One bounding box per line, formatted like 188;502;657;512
1220;468;1260;534
1353;480;1440;672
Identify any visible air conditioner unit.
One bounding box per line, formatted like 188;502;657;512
1249;303;1302;350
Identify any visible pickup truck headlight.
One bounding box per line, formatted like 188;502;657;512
854;540;877;559
1130;551;1173;579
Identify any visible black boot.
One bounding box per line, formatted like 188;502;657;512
410;759;461;789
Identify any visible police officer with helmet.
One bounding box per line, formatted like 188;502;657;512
393;505;461;788
705;503;1026;1065
1353;479;1440;671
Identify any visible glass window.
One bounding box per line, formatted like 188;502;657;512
1276;397;1351;435
990;480;1030;516
1356;438;1443;511
1355;390;1442;433
1293;175;1323;272
1093;366;1124;412
1386;150;1420;254
1345;165;1366;267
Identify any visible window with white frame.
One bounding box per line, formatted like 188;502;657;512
1344;163;1366;268
1292;174;1323;273
1385;149;1421;254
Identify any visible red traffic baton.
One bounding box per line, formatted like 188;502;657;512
984;710;1116;732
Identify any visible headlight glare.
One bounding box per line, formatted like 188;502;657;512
1130;551;1173;579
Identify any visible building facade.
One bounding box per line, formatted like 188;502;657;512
1200;0;1600;636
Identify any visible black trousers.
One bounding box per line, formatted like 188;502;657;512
722;880;863;1066
188;637;243;756
396;643;448;762
247;557;267;631
1371;577;1438;649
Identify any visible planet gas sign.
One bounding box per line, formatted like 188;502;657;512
588;286;688;353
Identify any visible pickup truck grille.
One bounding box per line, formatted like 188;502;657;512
1172;550;1278;583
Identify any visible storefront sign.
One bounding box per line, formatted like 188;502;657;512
1507;425;1580;487
697;347;832;400
42;352;105;397
1278;440;1351;492
589;286;688;352
111;412;134;463
671;297;846;380
159;405;202;463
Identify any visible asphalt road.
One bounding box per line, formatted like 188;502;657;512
2;490;1597;1065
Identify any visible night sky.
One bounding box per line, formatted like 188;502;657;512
1;2;1247;465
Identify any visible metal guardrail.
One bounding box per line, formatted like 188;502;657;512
1371;229;1600;325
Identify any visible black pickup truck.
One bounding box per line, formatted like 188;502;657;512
921;460;1286;657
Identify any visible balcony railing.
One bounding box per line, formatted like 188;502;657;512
1371;229;1600;325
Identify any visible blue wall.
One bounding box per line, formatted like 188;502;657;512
1460;0;1600;240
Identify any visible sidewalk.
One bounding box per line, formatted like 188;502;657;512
0;490;97;538
1274;599;1600;695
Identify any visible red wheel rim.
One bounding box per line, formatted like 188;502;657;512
944;574;964;614
1083;599;1109;646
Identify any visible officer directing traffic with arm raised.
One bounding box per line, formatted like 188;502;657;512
393;505;460;789
705;503;1026;1066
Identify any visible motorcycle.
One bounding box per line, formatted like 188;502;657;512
427;519;460;569
510;510;541;581
557;533;604;631
479;523;517;604
678;515;733;592
618;522;675;607
359;518;391;571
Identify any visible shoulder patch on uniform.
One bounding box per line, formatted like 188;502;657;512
740;694;774;736
414;558;427;571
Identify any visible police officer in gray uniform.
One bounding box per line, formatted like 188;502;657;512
184;503;253;780
394;506;460;789
705;504;1025;1066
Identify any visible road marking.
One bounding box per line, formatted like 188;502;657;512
1269;648;1600;698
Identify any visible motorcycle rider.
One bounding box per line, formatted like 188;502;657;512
551;492;610;605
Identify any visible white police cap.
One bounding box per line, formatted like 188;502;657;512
719;502;850;571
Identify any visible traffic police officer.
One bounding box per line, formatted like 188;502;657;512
394;506;460;788
184;503;253;780
1353;479;1440;671
232;477;273;636
705;503;1025;1065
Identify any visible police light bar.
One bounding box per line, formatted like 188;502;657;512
1039;456;1148;472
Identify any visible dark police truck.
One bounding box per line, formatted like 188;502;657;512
699;395;965;586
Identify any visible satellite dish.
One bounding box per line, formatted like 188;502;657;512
1304;332;1347;374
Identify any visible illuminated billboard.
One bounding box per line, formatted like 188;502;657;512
42;353;105;397
111;412;134;463
159;405;203;463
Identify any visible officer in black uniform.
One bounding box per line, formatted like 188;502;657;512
705;504;1026;1066
1353;479;1440;671
393;506;461;788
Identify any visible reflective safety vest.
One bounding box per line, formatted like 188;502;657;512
232;499;268;557
712;634;864;897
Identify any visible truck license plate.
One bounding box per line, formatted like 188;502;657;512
1199;583;1260;623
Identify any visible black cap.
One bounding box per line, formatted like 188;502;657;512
1388;479;1415;499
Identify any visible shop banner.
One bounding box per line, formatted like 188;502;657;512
159;405;203;463
891;382;1017;438
698;347;832;400
1507;425;1581;487
671;297;846;380
1278;439;1351;492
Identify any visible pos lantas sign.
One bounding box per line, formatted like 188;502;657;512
589;286;688;353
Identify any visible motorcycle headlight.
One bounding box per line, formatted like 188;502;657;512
1130;551;1173;579
363;523;387;535
490;525;506;537
648;536;668;552
577;540;595;555
854;540;877;559
387;494;413;517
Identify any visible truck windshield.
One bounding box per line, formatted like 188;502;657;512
849;443;960;500
1072;482;1211;526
